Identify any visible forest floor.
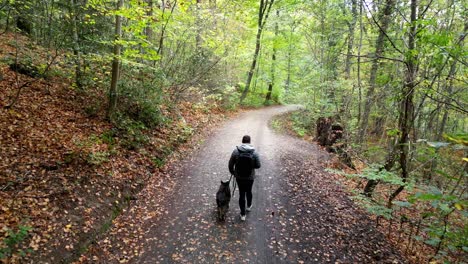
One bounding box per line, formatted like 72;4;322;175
0;33;233;263
79;106;406;264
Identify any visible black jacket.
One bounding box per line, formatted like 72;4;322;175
228;144;261;180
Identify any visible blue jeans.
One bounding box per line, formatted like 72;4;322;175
236;179;254;215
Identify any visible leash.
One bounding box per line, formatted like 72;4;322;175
229;174;237;198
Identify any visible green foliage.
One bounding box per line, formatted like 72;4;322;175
100;130;116;145
223;89;241;110
287;109;317;138
270;118;282;131
83;104;100;118
87;151;110;165
362;145;387;163
352;194;394;219
151;157;165;168
117;67;165;129
263;99;274;106
407;185;467;259
0;225;33;259
112;113;149;150
175;122;194;144
444;133;468;146
349;164;407;186
74;134;100;149
241;93;268;108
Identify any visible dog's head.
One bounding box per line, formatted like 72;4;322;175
220;180;230;186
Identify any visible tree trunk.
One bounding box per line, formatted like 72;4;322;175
358;0;396;143
265;9;279;104
356;0;363;125
240;0;274;103
145;0;153;40
195;0;202;50
70;0;82;89
344;0;357;79
285;22;296;94
387;0;418;208
157;0;177;59
107;0;124;120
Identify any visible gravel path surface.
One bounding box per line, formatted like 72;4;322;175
82;105;405;264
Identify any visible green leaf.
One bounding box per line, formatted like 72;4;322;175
425;238;441;247
413;189;443;201
393;201;412;208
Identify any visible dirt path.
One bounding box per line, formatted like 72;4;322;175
82;106;405;263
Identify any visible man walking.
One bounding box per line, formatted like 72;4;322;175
228;135;261;221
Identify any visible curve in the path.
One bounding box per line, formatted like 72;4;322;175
91;105;405;264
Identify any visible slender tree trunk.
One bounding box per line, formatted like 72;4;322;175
195;0;202;50
285;22;295;94
70;0;82;89
107;0;124;120
356;0;363;125
388;0;418;208
344;0;357;79
358;0;396;143
157;0;177;58
265;10;279;104
252;48;262;92
437;21;467;139
145;0;153;40
240;0;274;103
338;0;357;119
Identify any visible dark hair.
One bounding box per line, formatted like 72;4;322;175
242;135;251;144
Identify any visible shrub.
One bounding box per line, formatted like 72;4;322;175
220;86;241;110
112;113;149;150
0;225;33;259
86;151;110;165
117;66;165;128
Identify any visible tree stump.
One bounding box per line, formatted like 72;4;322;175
316;117;333;146
316;117;355;169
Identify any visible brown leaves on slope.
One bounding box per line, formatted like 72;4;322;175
0;32;232;263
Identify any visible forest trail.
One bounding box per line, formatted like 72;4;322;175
83;106;405;263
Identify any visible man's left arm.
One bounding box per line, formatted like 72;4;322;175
228;150;237;175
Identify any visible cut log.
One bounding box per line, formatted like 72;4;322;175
9;63;41;78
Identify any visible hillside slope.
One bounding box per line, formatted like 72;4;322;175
0;33;231;262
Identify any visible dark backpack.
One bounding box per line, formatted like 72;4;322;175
235;147;255;178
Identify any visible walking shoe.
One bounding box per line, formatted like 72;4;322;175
246;205;253;212
240;214;246;221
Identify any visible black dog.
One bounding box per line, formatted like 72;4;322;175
216;180;231;221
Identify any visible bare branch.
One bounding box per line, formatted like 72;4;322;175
340;52;406;64
425;94;468;115
363;0;404;55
